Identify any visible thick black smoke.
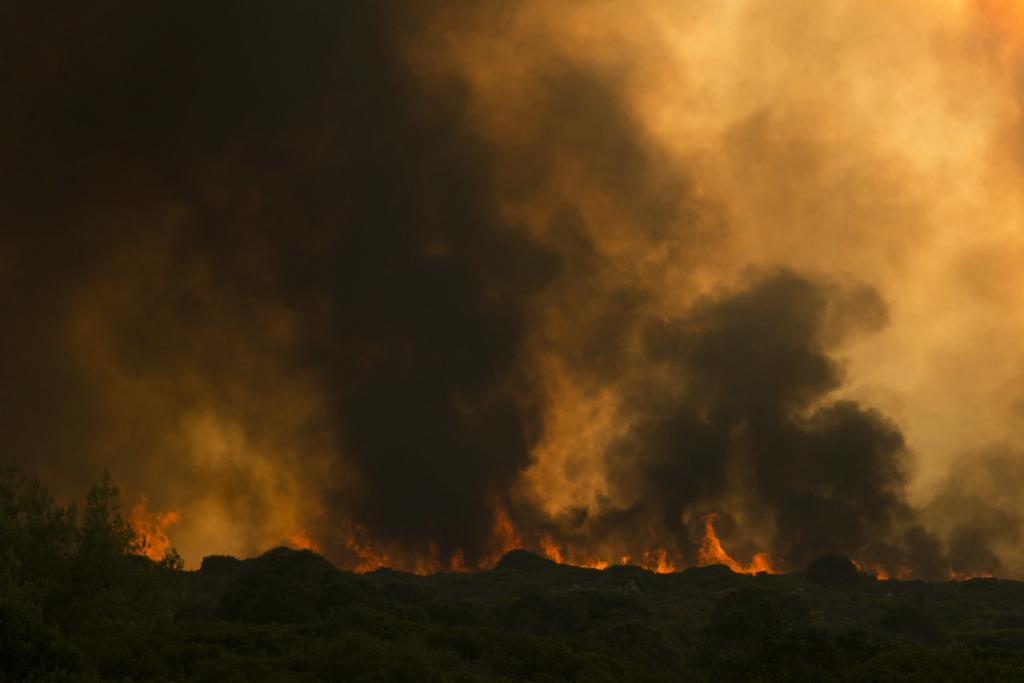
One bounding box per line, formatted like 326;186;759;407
1;1;557;567
582;271;945;573
0;2;1006;575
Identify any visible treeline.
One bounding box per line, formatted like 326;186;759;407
1;469;182;680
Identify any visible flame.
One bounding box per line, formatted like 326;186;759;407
128;498;181;562
949;568;995;580
536;535;676;572
580;557;609;570
641;548;678;574
540;535;565;564
288;529;321;554
868;562;994;581
449;549;468;573
335;508;780;577
697;514;779;574
413;545;444;575
487;505;524;563
343;523;393;573
342;506;523;574
872;564;913;581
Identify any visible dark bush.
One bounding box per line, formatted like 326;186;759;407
200;555;242;575
806;555;860;585
994;613;1024;628
218;547;345;623
880;604;945;645
681;564;735;582
495;550;558;572
698;589;827;679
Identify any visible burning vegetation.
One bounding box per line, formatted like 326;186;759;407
127;498;182;563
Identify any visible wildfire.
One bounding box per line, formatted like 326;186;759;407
448;549;468;573
540;535;565;564
949;569;995;581
490;505;524;558
343;524;393;573
288;529;321;554
580;558;609;570
128;498;181;562
642;547;678;574
697;514;779;574
871;564;994;581
336;509;780;576
872;564;912;581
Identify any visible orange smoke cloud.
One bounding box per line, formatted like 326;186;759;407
975;0;1024;48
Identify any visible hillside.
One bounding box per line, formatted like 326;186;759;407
63;548;1024;681
5;469;1024;681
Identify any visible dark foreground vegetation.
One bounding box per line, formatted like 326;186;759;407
5;472;1024;681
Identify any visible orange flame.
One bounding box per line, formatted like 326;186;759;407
288;529;322;554
343;523;393;573
128;498;181;562
580;557;610;570
873;564;913;581
949;568;995;581
491;505;523;555
448;549;468;573
336;508;782;576
540;535;565;564
342;506;524;574
697;514;779;574
642;547;678;574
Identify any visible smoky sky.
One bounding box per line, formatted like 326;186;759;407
1;1;1017;575
2;1;561;568
601;273;912;568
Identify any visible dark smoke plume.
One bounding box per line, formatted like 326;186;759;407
0;1;1011;575
546;271;920;570
1;1;557;567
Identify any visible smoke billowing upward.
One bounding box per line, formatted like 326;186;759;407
3;1;1024;577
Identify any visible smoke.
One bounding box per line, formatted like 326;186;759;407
922;446;1024;578
3;0;1024;575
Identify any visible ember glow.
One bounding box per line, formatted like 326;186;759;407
6;0;1024;579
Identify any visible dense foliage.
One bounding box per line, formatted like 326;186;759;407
4;471;1024;681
